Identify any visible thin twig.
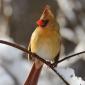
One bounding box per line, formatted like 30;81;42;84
58;51;85;63
48;65;69;85
0;40;69;85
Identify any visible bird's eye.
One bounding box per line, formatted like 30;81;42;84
41;20;49;27
42;20;48;24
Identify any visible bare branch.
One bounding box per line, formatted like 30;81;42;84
58;51;85;63
0;40;69;85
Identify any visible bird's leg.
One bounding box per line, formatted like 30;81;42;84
52;52;60;67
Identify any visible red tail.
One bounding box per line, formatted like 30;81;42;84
24;62;43;85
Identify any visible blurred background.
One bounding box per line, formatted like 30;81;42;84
0;0;85;85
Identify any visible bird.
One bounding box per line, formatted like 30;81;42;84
24;5;61;85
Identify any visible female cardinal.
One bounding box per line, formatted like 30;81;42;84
24;5;61;85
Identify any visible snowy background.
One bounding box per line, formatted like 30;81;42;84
0;0;85;85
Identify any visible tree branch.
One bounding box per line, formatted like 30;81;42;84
0;40;70;85
58;51;85;63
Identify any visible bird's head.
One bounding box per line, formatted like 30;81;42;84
36;5;55;28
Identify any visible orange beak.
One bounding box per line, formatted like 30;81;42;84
36;19;49;27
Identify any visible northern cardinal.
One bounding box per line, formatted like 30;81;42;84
24;5;61;85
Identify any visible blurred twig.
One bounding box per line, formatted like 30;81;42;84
0;0;3;14
0;63;19;85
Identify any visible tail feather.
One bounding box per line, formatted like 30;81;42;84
24;62;43;85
